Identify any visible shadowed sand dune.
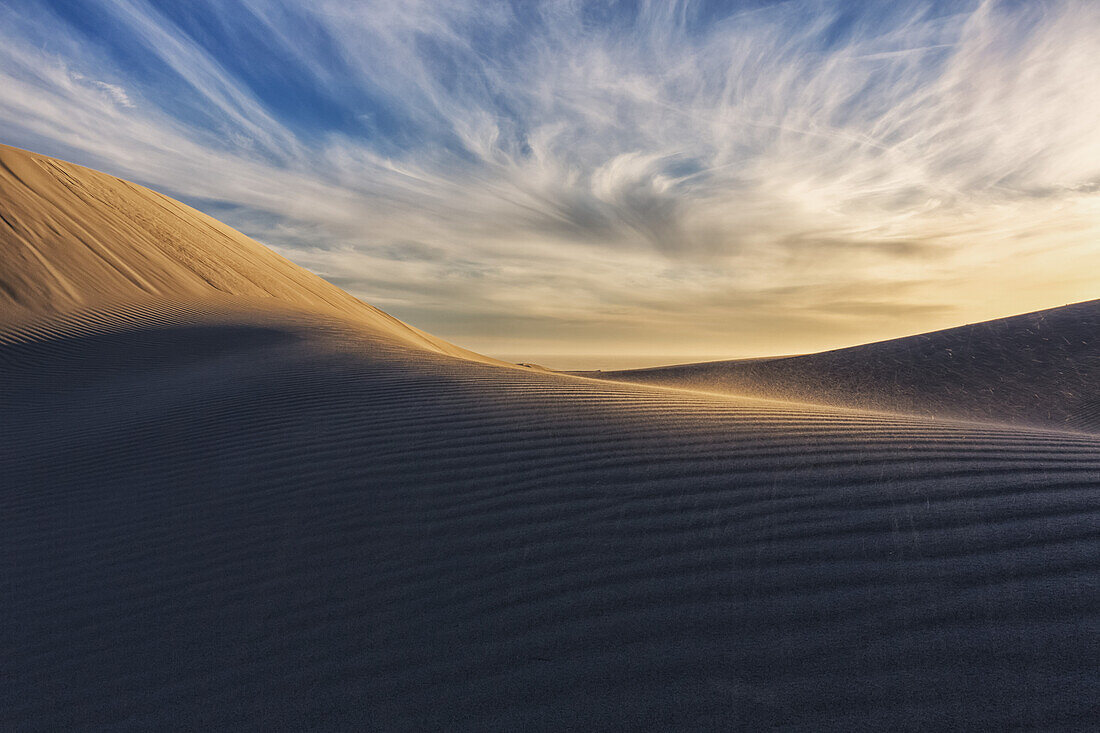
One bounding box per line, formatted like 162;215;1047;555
2;146;1099;730
582;301;1100;433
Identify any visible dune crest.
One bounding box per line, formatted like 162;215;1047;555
585;301;1100;432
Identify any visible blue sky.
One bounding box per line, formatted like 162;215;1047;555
2;0;1098;366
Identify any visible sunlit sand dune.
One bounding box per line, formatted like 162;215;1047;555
0;144;491;363
2;147;1098;729
583;300;1100;433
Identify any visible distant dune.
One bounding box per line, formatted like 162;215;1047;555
582;301;1100;433
2;146;1098;730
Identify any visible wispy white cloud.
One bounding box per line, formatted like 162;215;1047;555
1;0;1098;365
68;73;135;108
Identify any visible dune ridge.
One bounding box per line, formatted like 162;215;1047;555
2;147;1099;729
583;300;1100;433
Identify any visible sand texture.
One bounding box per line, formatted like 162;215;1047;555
2;146;1099;730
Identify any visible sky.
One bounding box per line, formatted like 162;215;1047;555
1;0;1098;368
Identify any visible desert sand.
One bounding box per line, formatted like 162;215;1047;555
582;301;1100;433
2;144;1098;729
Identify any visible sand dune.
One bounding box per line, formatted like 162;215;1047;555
3;148;1099;729
0;144;493;363
584;300;1100;433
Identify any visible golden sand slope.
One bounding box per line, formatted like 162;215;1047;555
0;144;493;363
2;148;1099;729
